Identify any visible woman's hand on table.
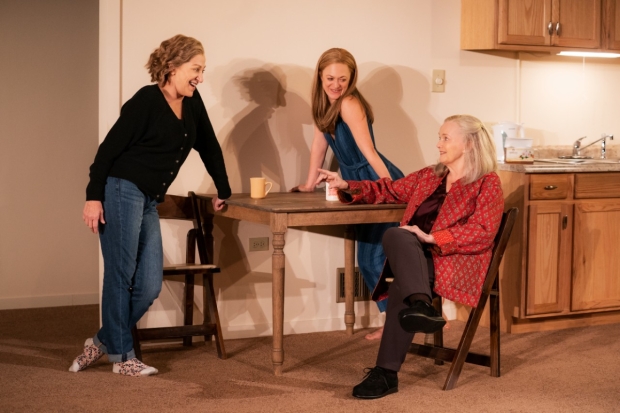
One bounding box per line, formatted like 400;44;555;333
316;169;348;190
212;197;226;211
83;201;105;234
399;224;436;244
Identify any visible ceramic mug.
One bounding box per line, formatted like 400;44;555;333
325;181;339;201
250;177;273;199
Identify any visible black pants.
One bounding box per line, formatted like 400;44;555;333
376;227;435;372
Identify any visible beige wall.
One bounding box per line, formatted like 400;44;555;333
101;0;518;338
0;0;99;309
102;0;620;339
4;0;618;337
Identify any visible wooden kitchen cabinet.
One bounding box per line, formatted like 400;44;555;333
525;201;572;316
496;170;620;333
462;0;603;52
604;0;620;50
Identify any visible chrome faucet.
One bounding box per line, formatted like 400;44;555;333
576;134;615;158
572;136;587;156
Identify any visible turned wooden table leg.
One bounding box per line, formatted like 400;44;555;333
271;214;287;375
344;225;356;335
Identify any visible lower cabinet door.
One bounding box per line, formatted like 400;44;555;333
526;203;573;316
571;202;620;311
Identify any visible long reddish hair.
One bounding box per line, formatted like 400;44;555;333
311;48;373;134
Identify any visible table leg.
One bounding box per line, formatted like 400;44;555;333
344;225;356;335
271;214;287;375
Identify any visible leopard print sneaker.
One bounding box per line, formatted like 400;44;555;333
68;338;104;372
112;358;158;377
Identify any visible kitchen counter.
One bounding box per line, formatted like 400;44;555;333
494;166;620;334
498;161;620;173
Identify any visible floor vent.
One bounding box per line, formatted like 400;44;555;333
336;267;371;303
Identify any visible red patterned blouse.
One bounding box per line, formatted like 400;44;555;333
339;166;504;307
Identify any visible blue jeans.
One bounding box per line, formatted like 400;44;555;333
93;177;163;362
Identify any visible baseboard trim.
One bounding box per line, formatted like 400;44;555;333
138;313;386;342
0;293;99;310
221;313;386;340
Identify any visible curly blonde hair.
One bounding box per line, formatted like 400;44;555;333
146;35;204;85
434;114;498;184
311;48;373;134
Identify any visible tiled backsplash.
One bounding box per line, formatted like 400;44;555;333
534;143;620;159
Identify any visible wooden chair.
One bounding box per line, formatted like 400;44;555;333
132;191;226;360
408;207;518;390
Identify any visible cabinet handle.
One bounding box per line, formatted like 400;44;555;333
548;22;553;35
556;22;561;36
544;185;558;190
562;215;568;230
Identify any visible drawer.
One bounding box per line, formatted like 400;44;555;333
575;173;620;199
529;174;570;200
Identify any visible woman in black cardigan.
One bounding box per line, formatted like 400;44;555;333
69;35;231;376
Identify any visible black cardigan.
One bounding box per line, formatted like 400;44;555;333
86;85;231;202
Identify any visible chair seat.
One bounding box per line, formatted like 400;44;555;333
163;263;221;275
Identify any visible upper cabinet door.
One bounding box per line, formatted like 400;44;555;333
605;0;620;50
552;0;601;48
498;0;553;46
464;0;606;51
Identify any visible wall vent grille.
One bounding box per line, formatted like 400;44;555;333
336;267;371;303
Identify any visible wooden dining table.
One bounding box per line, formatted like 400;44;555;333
196;191;406;375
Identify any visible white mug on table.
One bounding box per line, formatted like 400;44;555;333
325;181;339;201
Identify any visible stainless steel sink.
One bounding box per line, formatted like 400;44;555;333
535;158;620;165
557;155;593;160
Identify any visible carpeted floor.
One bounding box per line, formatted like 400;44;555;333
1;305;619;412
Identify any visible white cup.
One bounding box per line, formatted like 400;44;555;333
325;181;339;201
250;177;273;199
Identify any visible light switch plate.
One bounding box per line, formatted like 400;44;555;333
432;69;445;93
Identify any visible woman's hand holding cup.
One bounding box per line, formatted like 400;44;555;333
315;169;348;190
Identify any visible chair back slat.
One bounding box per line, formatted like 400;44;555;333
156;194;194;220
189;191;213;265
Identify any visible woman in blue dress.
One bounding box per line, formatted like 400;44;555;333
292;48;404;340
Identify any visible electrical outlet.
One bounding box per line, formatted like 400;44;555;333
249;237;269;251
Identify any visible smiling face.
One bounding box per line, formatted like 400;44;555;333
437;120;470;168
320;63;351;103
168;54;205;98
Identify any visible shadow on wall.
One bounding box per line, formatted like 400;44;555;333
359;64;436;173
195;61;317;333
210;61;313;194
191;62;439;334
226;67;286;192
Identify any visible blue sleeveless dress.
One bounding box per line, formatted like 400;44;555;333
324;118;404;312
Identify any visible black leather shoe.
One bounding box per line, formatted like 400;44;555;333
398;300;446;334
352;366;398;399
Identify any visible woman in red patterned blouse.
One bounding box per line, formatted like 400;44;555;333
316;114;504;399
